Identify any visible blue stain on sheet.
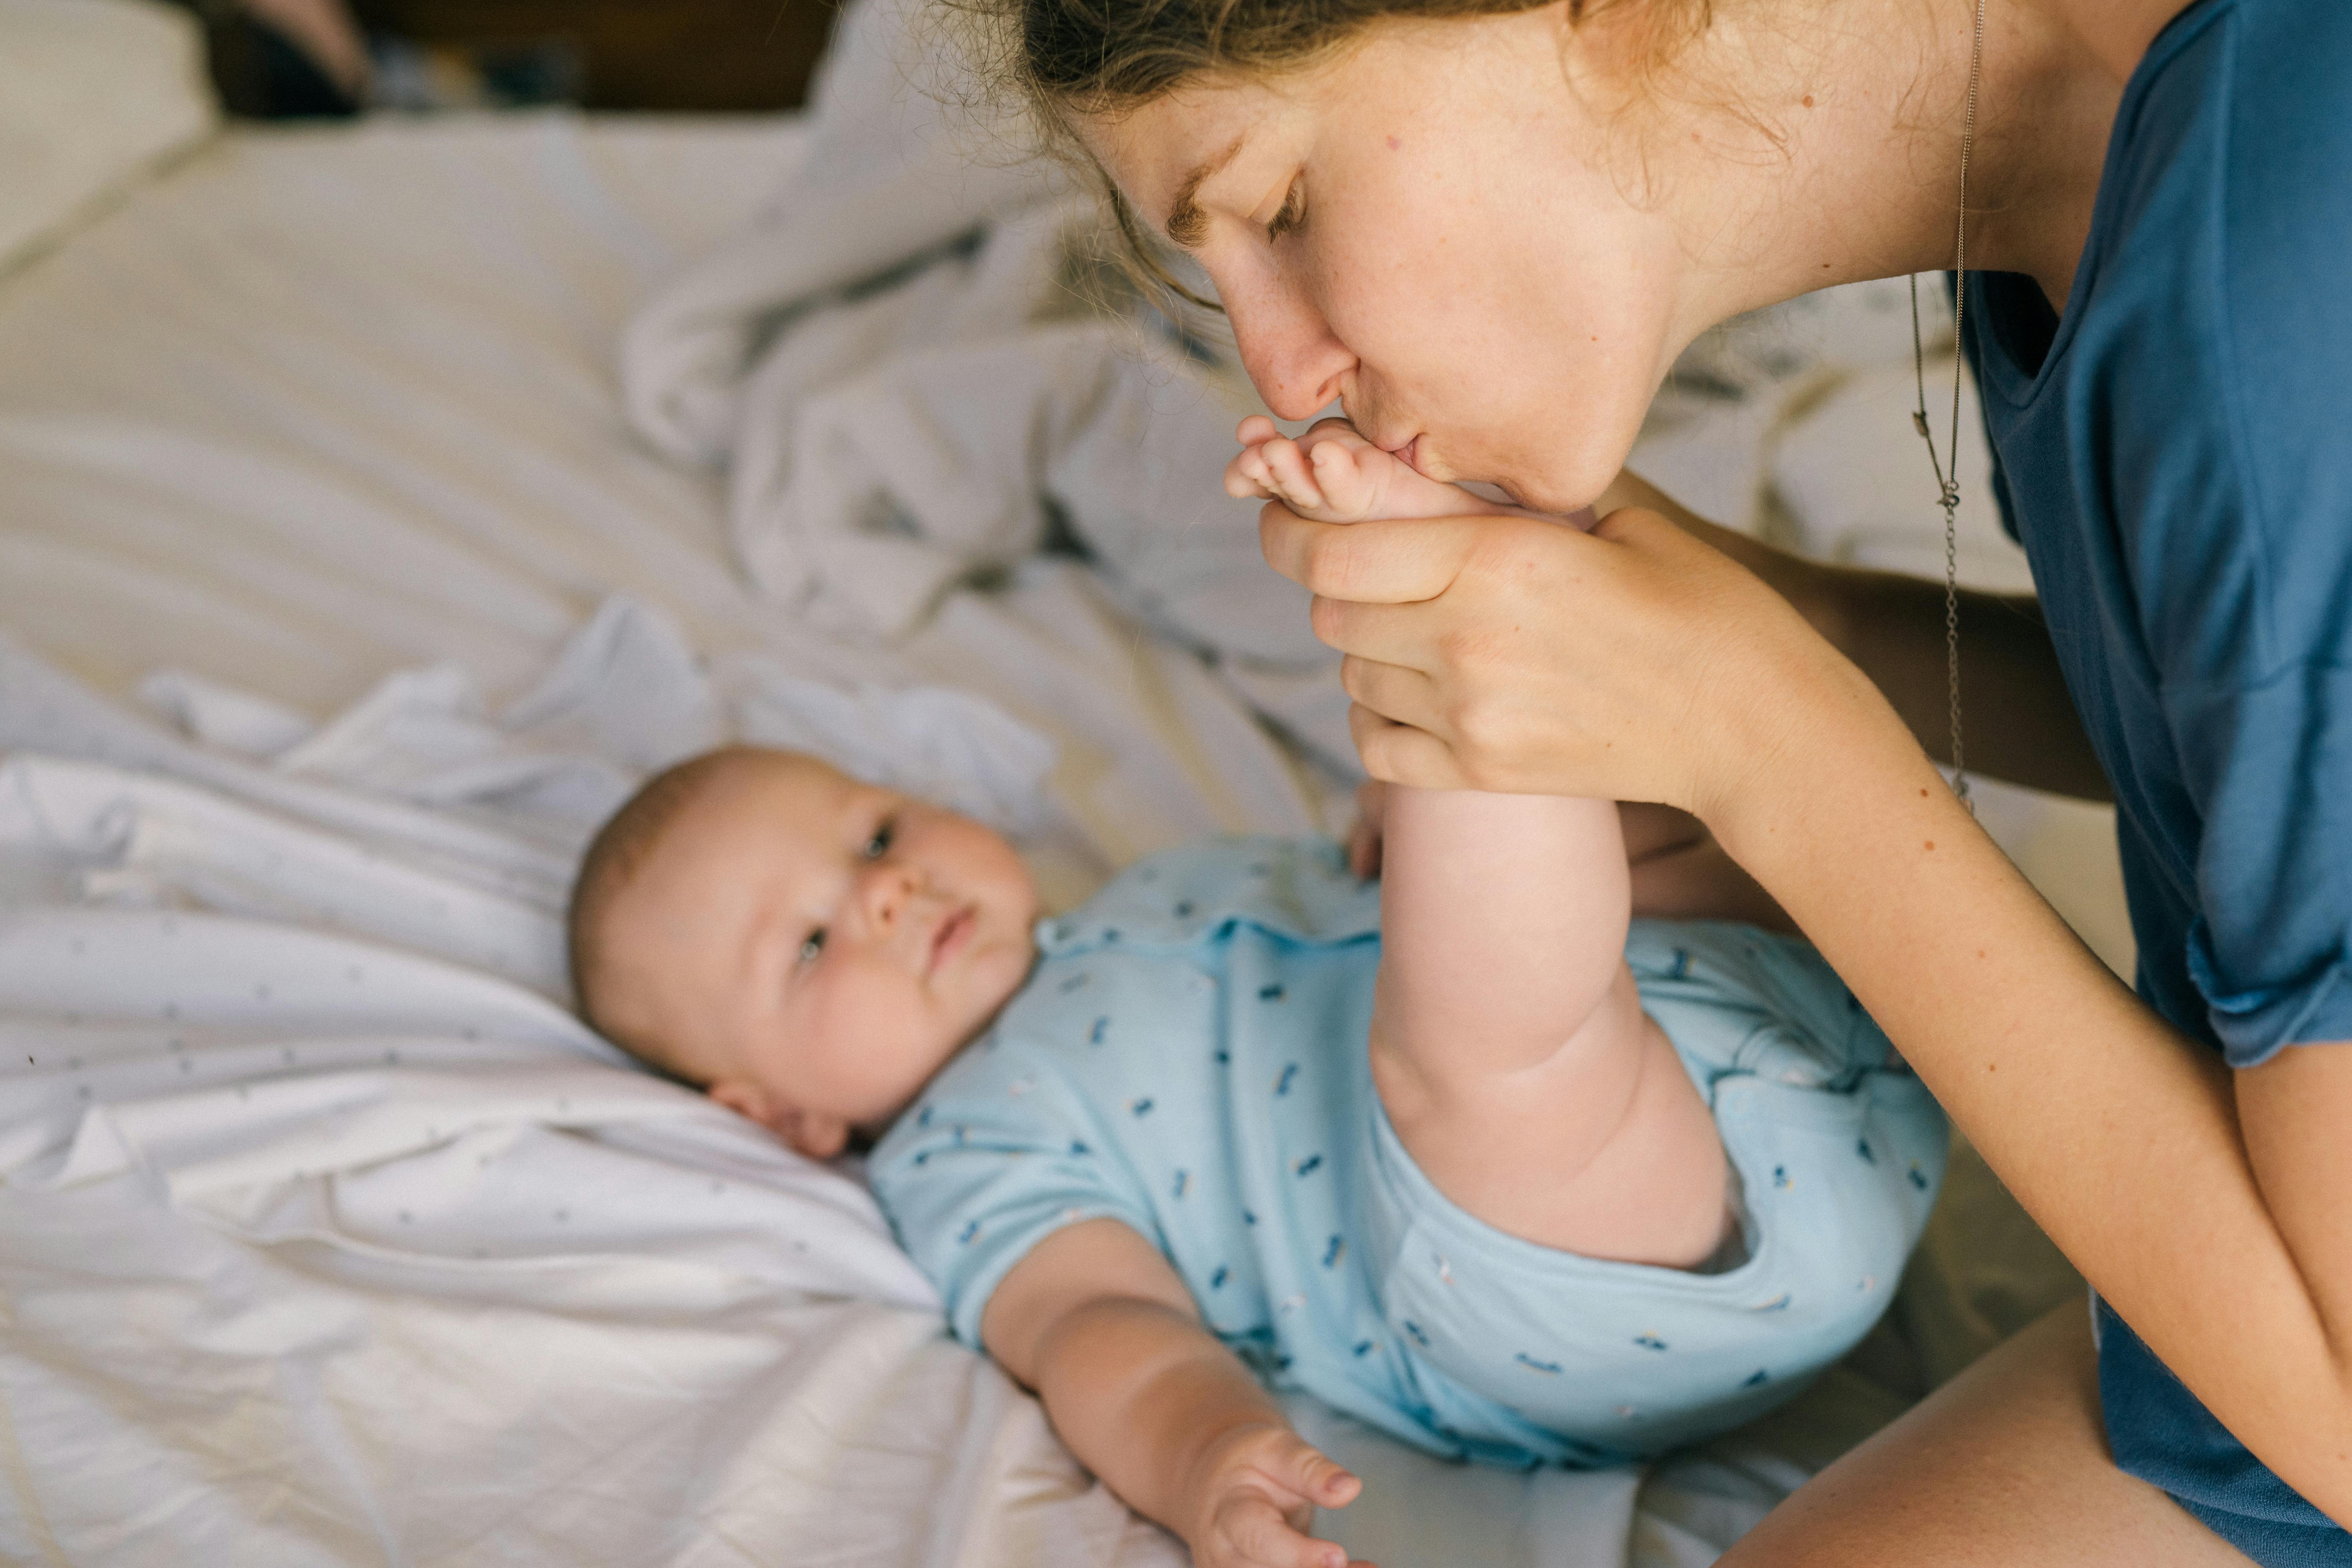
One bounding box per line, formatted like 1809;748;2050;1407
957;1220;981;1245
1908;1162;1930;1190
1634;1334;1670;1352
917;1105;934;1127
1668;948;1692;981
1259;984;1285;1001
1214;1049;1230;1065
1322;1234;1345;1268
1515;1354;1563;1375
1130;1097;1155;1118
1068;1139;1090;1155
1058;973;1088;995
1210;1265;1229;1290
1743;1369;1771;1387
1352;1340;1375;1358
1175;900;1194;918
1295;1153;1323;1178
1102;928;1122;943
1772;1165;1791;1189
1089;1017;1109;1046
1403;1320;1431;1347
1274;1063;1299;1097
1242;1208;1258;1226
1172;1169;1190;1199
1855;1138;1875;1164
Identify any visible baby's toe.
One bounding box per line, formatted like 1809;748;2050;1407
1308;442;1378;517
1264;441;1326;510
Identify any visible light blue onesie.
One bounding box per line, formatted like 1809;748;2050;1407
869;837;1946;1467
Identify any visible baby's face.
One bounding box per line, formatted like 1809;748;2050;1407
597;752;1037;1156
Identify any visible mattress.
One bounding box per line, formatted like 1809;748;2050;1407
0;111;2093;1568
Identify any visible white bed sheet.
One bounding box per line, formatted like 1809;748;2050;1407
0;112;2089;1568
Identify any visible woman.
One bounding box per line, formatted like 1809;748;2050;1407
977;0;2352;1562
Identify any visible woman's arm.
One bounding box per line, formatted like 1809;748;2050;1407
1264;500;2352;1524
982;1218;1365;1568
1598;469;2112;802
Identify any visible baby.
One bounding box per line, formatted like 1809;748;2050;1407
569;420;1945;1568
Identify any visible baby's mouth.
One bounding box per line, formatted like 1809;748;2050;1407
927;904;976;976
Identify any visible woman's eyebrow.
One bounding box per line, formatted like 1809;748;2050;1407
1164;133;1248;250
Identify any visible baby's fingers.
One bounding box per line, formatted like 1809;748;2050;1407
1207;1491;1350;1568
1270;1437;1361;1510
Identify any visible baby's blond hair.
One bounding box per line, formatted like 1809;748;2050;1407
566;747;769;1080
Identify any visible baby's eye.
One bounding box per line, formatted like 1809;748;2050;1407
862;820;895;860
798;929;826;965
1267;182;1305;240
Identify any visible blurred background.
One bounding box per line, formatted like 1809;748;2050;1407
165;0;840;116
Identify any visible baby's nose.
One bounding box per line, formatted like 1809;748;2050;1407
859;861;924;927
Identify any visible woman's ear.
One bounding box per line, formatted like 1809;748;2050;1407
708;1078;851;1160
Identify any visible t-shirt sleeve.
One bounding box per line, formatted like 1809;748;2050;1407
867;1044;1163;1348
2136;20;2352;1066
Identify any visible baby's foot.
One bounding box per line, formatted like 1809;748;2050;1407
1223;415;1506;523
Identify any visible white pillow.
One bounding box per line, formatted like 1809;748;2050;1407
0;0;218;274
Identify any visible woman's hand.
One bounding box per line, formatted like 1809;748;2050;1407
1261;501;1881;826
1181;1422;1367;1568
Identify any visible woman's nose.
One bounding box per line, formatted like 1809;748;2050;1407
1227;284;1353;423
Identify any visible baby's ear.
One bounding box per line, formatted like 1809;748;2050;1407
709;1078;851;1160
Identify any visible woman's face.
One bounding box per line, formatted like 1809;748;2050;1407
1082;7;1698;512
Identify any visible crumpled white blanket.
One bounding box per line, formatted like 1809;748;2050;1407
617;0;1293;651
0;612;1221;1567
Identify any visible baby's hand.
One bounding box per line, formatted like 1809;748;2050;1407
1183;1422;1367;1568
1224;415;1505;525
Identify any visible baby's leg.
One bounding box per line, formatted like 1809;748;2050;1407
1370;788;1734;1269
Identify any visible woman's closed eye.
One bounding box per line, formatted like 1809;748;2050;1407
1267;180;1305;240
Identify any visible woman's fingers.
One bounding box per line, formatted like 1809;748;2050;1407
1337;654;1444;736
1260;504;1487;605
1269;497;1838;807
1348;704;1470;790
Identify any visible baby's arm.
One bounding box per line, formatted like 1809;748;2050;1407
983;1219;1362;1568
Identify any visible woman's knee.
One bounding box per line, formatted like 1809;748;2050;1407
1718;1305;2252;1568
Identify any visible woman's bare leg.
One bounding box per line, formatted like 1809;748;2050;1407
1719;1303;2254;1568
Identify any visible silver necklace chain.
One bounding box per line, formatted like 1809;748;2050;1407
1908;0;1987;813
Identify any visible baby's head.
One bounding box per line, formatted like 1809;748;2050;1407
569;747;1038;1158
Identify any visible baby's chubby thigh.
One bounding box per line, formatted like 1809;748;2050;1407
1351;1034;1946;1461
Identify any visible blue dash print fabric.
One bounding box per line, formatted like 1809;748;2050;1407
869;837;1946;1467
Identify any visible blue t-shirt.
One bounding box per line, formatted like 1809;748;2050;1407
1962;0;2352;1557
